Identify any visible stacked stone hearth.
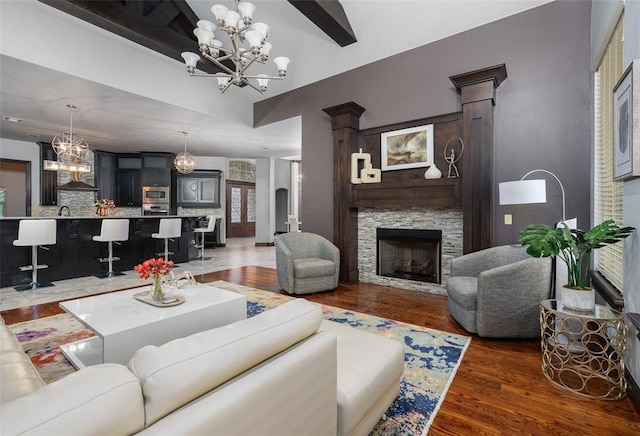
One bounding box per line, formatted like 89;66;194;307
358;207;463;294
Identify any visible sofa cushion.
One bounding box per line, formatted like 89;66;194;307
294;258;336;279
446;276;478;310
127;298;323;427
0;363;144;436
320;320;405;436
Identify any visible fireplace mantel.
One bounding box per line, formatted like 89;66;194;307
325;64;507;283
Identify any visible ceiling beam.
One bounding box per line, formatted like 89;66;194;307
287;0;357;47
38;0;223;74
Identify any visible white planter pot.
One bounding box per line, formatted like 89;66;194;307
560;286;595;312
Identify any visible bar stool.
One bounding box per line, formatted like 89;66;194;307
12;219;57;291
152;218;182;261
93;219;130;278
193;215;216;260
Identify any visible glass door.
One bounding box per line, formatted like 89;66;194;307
226;181;256;237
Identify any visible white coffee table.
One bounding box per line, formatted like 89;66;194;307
59;283;246;369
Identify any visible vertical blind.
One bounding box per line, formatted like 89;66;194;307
593;14;625;291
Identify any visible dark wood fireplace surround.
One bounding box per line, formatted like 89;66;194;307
324;64;507;283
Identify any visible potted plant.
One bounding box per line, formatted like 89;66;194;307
518;219;634;311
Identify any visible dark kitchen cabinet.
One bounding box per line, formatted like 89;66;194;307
141;153;173;187
39;142;57;205
177;170;221;208
116;156;142;206
95;151;116;200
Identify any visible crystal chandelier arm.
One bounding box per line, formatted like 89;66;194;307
202;52;235;75
220;80;233;94
241;74;283;80
242;78;266;94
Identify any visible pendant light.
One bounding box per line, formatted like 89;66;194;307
174;131;197;174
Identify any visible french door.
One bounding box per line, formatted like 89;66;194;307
226;181;256;237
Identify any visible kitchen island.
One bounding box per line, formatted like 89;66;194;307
0;216;205;288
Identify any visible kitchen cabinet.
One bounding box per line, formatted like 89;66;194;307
116;156;142;206
177;171;221;208
95;151;116;200
39;142;57;205
141;153;173;187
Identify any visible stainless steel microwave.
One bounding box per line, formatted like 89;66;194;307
142;186;169;204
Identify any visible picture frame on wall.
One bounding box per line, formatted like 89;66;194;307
381;124;434;171
613;59;640;181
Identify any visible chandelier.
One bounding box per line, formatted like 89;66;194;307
180;1;290;94
51;104;89;163
174;132;197;174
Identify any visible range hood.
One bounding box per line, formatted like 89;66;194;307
57;180;98;191
43;160;98;191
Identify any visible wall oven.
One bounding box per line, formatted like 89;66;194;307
142;186;170;215
142;204;169;216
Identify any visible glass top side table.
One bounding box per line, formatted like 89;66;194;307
539;299;627;400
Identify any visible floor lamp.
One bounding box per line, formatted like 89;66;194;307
498;169;577;299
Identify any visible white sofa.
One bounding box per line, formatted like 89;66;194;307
1;299;405;436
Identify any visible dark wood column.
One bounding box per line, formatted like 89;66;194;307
323;102;365;283
450;64;507;254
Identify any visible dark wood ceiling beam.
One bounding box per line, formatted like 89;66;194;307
38;0;222;74
145;1;181;27
288;0;357;47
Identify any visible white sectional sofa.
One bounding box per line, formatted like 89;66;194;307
1;299;405;436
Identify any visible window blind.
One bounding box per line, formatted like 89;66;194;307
593;15;625;290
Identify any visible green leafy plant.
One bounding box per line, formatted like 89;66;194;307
518;219;634;290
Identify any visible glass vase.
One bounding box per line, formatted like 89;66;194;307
151;276;165;301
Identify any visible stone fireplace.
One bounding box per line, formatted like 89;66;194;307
358;207;463;294
377;228;442;284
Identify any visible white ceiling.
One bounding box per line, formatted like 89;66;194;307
0;0;551;159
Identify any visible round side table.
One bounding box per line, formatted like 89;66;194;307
539;299;627;400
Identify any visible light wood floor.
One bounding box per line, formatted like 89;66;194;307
2;265;639;434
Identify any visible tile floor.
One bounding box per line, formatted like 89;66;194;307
0;237;276;311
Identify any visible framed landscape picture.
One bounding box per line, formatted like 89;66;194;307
613;59;640;181
381;124;434;171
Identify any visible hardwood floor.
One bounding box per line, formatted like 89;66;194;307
2;265;639;434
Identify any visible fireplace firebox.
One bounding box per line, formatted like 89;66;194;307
376;228;442;283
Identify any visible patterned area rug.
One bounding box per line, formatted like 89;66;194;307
8;281;470;436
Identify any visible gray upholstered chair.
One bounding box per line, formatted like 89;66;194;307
275;232;340;294
445;245;552;338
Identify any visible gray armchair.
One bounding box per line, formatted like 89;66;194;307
445;245;552;338
275;232;340;295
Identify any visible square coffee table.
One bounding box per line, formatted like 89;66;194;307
59;283;246;369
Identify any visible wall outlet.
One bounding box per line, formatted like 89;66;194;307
504;214;512;225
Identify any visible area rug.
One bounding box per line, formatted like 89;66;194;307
9;281;470;436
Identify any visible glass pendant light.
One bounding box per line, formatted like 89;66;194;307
174;132;197;174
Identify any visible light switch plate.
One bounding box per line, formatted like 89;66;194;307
504;214;512;225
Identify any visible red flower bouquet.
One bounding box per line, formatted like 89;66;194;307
134;258;173;300
134;258;174;280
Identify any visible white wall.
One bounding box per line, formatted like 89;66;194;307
0;138;40;211
255;157;275;244
274;159;291;191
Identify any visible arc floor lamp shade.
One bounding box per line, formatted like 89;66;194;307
499;179;547;205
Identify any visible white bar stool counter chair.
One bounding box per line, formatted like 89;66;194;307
193;215;216;260
12;219;57;291
152;218;182;262
93;219;130;278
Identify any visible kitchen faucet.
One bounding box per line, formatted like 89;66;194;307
58;205;70;216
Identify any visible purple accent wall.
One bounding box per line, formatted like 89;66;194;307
254;1;592;245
